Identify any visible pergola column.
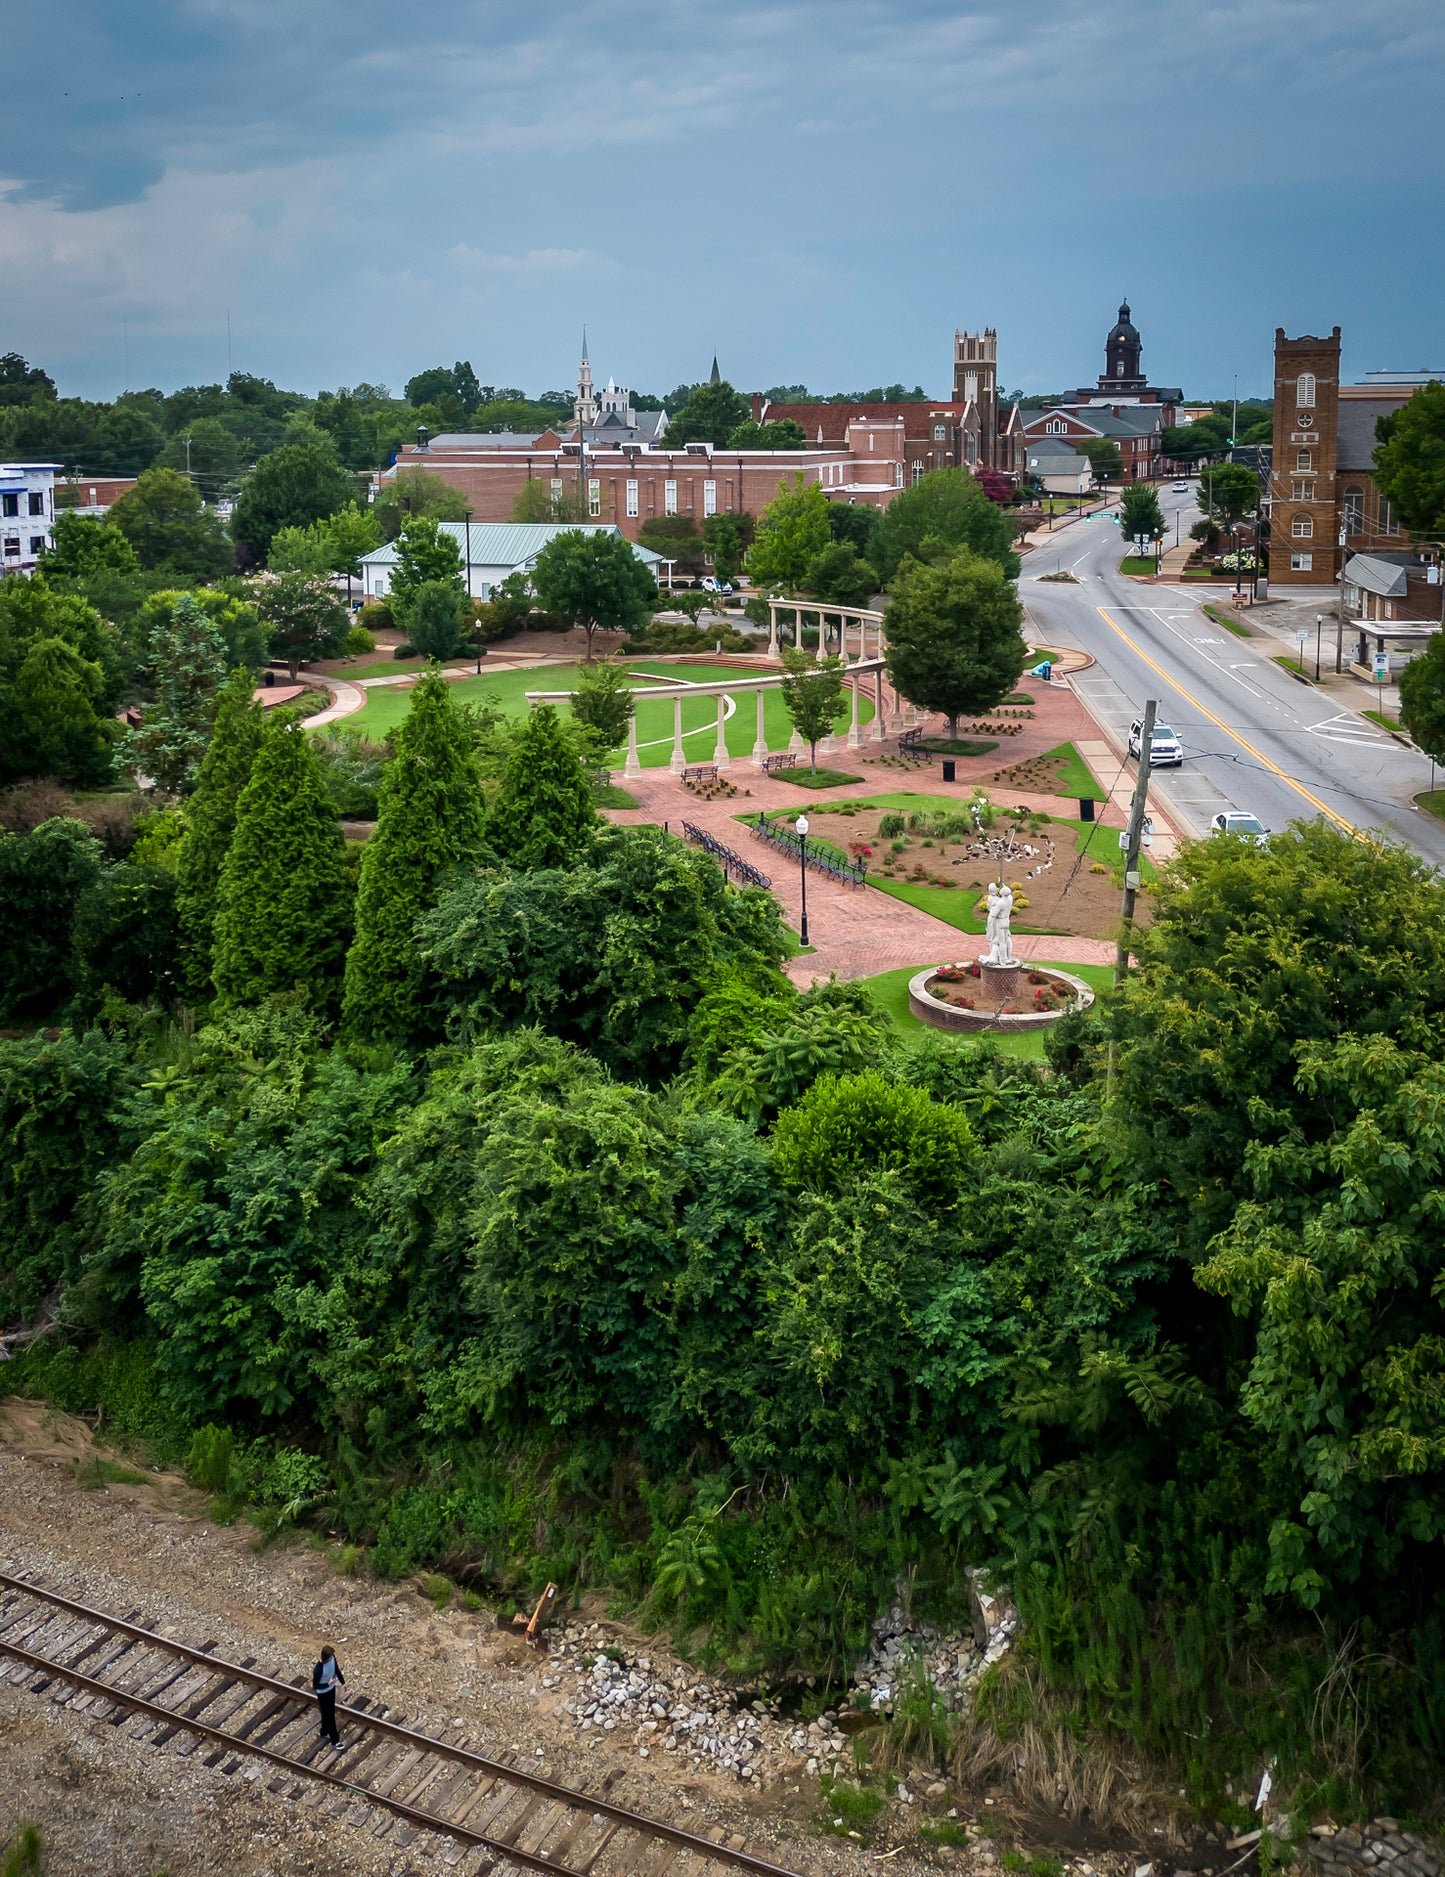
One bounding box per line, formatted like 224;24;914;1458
669;695;686;773
767;604;779;658
887;673;904;734
871;668;887;742
624;707;641;779
752;688;769;764
847;676;863;749
713;693;731;770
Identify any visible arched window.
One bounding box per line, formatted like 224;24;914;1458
1381;497;1398;535
1297;372;1316;407
1292;514;1314;539
1342;485;1364;533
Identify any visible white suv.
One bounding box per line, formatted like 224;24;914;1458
1210;812;1268;844
1128;719;1184;766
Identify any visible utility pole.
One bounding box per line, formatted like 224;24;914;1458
1115;698;1156;987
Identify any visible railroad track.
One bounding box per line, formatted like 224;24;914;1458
0;1569;806;1877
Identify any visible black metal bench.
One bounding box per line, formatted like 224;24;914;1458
682;764;718;784
761;752;796;774
680;820;771;889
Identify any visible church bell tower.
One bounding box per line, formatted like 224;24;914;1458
1101;302;1145;390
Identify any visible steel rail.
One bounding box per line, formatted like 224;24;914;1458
0;1571;804;1877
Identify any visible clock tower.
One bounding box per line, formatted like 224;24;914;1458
1101;301;1145;391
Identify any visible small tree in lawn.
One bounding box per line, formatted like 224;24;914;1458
571;660;635;764
779;647;847;772
390;514;465;609
703;512;745;585
487;703;596;871
342;669;486;1041
175;667;266;996
529;529;657;661
211;720;353;1010
254;572;349;678
122;592;229;793
883;547;1025;739
1196;461;1259;526
1398;630;1445;769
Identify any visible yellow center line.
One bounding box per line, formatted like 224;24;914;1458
1094;606;1355;834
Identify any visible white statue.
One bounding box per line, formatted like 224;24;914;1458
981;881;1015;966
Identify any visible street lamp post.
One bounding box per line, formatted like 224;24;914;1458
1314;612;1323;683
796;814;810;948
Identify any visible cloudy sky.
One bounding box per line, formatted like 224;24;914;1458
3;0;1441;404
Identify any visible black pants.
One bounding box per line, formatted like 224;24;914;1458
317;1689;340;1745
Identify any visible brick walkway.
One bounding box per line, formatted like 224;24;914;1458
604;696;1123;985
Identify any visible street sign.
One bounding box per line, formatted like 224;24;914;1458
1295;628;1310;644
1372;651;1390;683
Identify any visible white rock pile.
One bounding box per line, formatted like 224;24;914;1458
541;1575;1019;1786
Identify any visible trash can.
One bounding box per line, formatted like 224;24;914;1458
941;759;957;783
1079;797;1095;823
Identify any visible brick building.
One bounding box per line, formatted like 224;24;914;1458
1019;403;1165;482
377;418;907;544
752;329;1026;483
1267;327;1443;589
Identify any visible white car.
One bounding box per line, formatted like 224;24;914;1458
1171;480;1189;493
1128;718;1184;766
700;577;734;596
1210;812;1268;844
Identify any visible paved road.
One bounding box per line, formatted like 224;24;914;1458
1021;489;1445;863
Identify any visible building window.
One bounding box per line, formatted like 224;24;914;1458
1291;479;1315;501
1;495;17;518
703;479;716;517
550;477;563;505
1342;484;1364;532
964;434;976;464
1290;552;1313;571
3;538;18;557
1046;419;1064;435
1296;449;1313;470
911;460;925;483
664;479;678;515
1381;497;1398;535
588;478;601;517
1297;372;1316;407
1292;515;1314;538
894;462;904;488
29;536;46;554
28;492;44;516
626;478;639;518
933;423;947;441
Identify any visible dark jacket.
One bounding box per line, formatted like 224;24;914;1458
312;1659;346;1695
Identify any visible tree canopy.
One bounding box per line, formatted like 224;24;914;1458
871;468;1020;587
745;473;832;592
485;704;597;871
529;529;657;659
106;468;233;578
231;438;355;564
666;380;751;447
883;546;1025;736
1373;381;1445;538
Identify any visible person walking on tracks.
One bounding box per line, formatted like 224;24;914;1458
313;1645;346;1749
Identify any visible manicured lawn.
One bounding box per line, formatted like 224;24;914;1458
859;961;1114;1059
1119;556;1162;576
1414;789;1445;820
1031;742;1109;800
1271;655;1319;684
1363;708;1402;734
785;767;865;789
334;660;872;762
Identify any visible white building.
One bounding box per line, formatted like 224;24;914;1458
1;461;60;575
359;521;663;601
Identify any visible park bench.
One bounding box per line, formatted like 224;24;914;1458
761;752;796;773
682;764;718;785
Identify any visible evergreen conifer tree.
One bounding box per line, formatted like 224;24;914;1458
342;670;486;1040
174;668;267;996
211;720;352;1010
487;704;596;871
122;592;229;793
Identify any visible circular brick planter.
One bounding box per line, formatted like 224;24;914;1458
908;965;1096;1033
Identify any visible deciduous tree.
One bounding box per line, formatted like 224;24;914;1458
726;419;807;449
107;468;233;578
746;473;832;592
778;647;847;771
1398;628;1445;764
883;547;1025;737
342;671;486;1041
871;468;1019;586
403;583;471;659
570;659;635;758
1196;461;1259;525
253;571;349;678
667;380;750;447
1373;381;1445;537
231;438;354;564
372;467;472;541
529;528;657;660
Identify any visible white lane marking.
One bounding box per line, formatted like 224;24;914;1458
1305;711;1389;746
